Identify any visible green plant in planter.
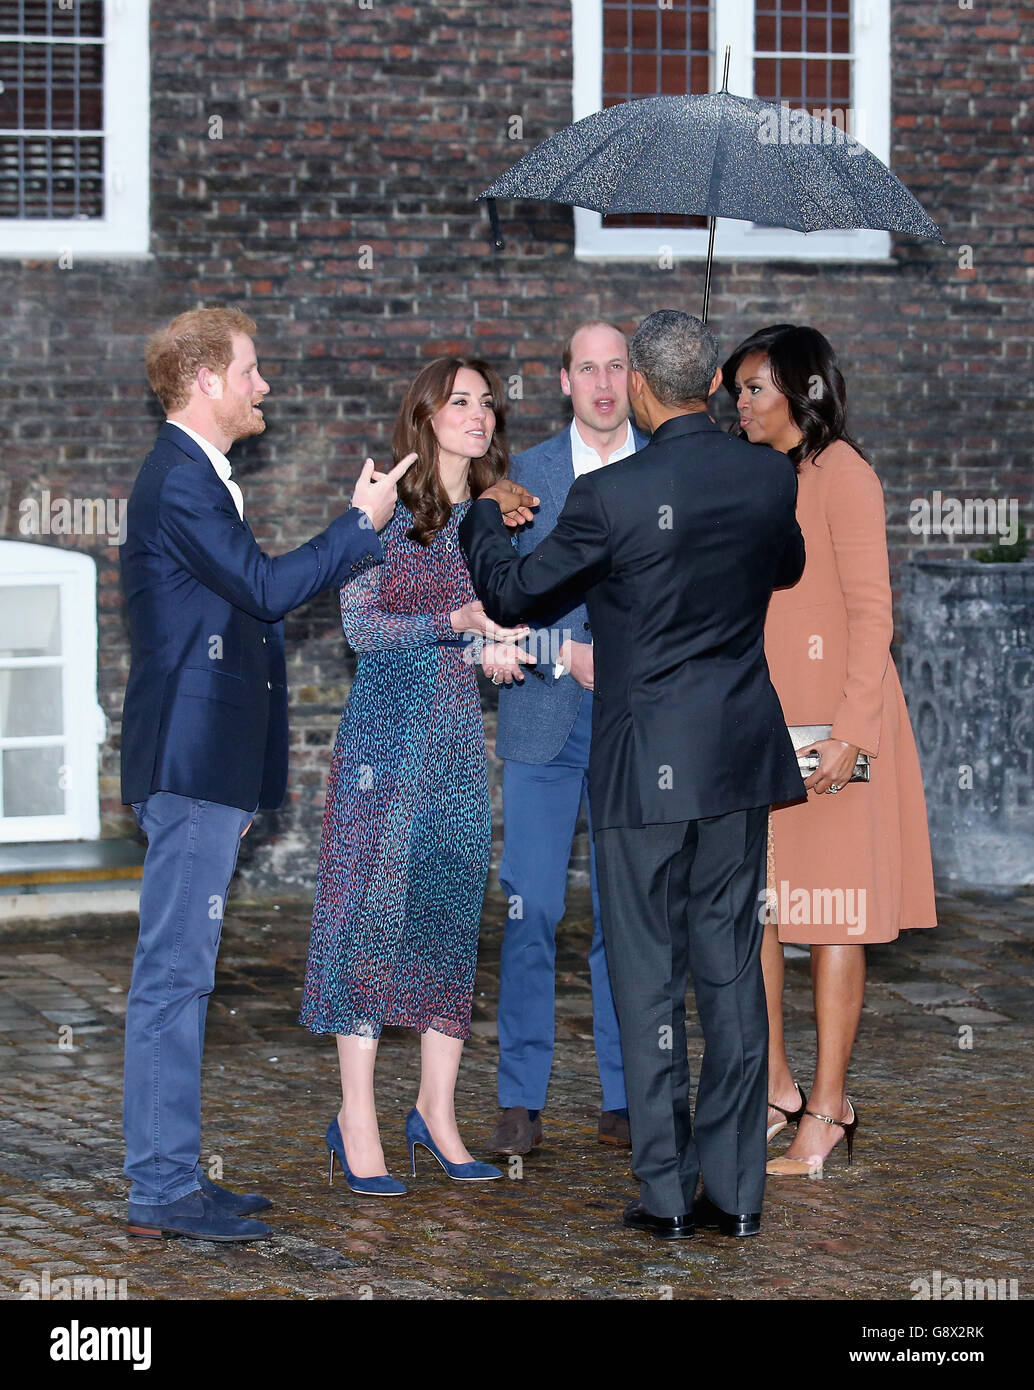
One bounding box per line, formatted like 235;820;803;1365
973;520;1028;563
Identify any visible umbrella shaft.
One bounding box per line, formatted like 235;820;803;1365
701;216;718;324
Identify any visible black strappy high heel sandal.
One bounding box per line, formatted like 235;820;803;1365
767;1099;859;1176
804;1101;859;1165
766;1081;808;1143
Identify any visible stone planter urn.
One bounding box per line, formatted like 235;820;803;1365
899;559;1034;892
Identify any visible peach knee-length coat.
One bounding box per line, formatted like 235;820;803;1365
765;441;937;945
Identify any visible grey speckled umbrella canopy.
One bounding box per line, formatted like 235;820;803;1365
479;86;942;319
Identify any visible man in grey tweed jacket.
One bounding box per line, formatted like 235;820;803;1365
489;321;648;1155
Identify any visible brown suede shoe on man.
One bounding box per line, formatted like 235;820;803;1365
598;1109;632;1148
488;1106;543;1155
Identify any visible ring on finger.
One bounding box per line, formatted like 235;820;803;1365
828;783;841;794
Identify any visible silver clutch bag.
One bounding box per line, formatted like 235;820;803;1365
788;724;870;782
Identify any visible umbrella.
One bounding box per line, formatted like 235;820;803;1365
479;48;942;322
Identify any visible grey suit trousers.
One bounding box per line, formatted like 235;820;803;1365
594;806;769;1218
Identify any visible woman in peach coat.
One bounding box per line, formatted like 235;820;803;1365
723;325;936;1175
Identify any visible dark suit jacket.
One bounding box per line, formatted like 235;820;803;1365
495;422;649;764
459;412;806;829
120;422;382;811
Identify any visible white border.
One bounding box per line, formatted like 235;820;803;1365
571;0;891;262
0;0;150;258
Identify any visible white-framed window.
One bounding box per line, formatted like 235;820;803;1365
0;540;106;842
0;0;150;258
572;0;890;262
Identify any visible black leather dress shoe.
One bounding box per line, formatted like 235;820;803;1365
622;1200;695;1240
692;1192;761;1237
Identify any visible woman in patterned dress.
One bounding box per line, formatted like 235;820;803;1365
300;358;535;1189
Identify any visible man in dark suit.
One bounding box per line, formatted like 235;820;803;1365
120;307;413;1242
459;310;806;1239
489;321;648;1157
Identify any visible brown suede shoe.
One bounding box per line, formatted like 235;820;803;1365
488;1106;543;1155
598;1110;632;1147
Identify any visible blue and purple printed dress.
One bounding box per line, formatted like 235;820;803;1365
299;500;491;1041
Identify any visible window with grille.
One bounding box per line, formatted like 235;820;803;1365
0;540;104;843
573;0;890;261
602;0;711;230
754;0;853;127
0;0;149;256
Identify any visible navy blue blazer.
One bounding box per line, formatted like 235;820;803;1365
120;423;383;811
495;423;649;764
460;412;807;830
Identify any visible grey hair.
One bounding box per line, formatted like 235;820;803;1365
629;310;720;406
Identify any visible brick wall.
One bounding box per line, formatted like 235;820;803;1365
1;0;1029;889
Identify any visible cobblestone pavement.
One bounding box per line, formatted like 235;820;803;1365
0;886;1030;1301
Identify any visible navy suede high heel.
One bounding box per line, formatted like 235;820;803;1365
405;1107;502;1181
326;1117;407;1196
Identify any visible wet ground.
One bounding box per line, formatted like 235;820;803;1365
0;885;1030;1301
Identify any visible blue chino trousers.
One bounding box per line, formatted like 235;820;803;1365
123;792;254;1205
497;691;627;1113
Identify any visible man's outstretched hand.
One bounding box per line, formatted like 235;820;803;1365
352;452;418;532
477;479;539;528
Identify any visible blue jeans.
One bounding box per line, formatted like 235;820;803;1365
497;690;626;1113
123;792;254;1205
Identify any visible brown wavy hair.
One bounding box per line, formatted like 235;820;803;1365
392;357;509;545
